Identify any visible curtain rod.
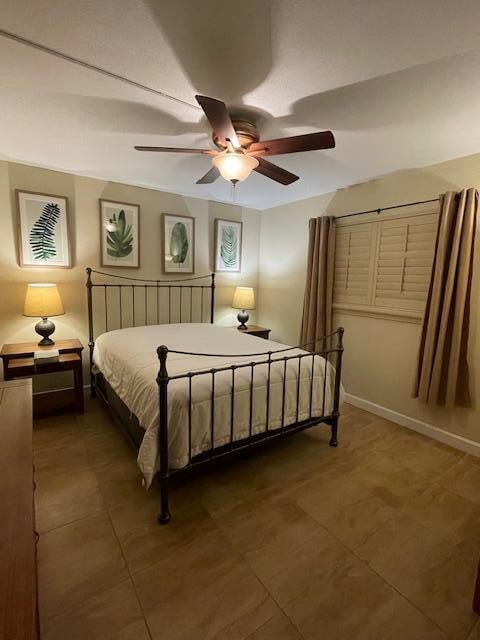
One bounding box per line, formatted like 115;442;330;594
335;197;438;220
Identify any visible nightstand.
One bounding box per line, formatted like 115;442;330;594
0;339;84;416
234;325;271;339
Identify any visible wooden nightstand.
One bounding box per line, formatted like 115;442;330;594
235;325;271;339
0;339;84;416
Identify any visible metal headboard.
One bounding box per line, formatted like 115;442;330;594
85;267;215;392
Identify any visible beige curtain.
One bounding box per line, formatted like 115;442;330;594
413;188;478;408
301;216;336;352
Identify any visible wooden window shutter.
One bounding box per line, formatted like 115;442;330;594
333;203;439;319
374;213;438;311
334;222;377;306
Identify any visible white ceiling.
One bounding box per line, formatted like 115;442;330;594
2;0;480;209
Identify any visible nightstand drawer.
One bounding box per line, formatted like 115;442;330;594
8;353;81;376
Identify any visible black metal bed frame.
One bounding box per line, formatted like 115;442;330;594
86;267;344;524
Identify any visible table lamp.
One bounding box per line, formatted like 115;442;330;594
23;283;65;346
232;286;255;330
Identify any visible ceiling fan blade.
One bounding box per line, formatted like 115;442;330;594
196;166;220;184
254;157;299;185
195;95;240;149
134;146;210;154
249;131;335;156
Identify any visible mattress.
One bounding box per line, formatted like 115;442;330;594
93;323;343;487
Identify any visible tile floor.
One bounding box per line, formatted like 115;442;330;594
34;399;480;640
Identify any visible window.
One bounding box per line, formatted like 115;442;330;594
333;202;439;321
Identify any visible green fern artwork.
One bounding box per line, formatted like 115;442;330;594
220;225;238;268
170;222;189;263
106;210;133;258
29;202;60;261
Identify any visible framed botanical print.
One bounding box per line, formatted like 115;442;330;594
161;213;195;274
214;218;242;272
17;190;71;268
100;199;140;268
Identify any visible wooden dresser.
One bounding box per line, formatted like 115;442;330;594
0;379;38;639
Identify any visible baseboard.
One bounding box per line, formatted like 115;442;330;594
344;393;480;458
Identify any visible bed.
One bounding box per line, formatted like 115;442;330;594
86;268;344;524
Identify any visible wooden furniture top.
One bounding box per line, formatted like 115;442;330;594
232;325;271;333
0;379;37;640
1;338;83;357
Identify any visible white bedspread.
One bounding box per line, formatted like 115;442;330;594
93;323;343;487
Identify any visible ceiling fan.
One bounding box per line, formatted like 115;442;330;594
135;95;335;186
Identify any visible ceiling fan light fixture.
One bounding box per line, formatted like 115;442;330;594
212;151;259;184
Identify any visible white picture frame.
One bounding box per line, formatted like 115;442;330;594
214;218;242;273
17;190;71;268
100;199;140;268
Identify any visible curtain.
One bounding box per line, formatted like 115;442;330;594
301;216;336;352
413;188;478;408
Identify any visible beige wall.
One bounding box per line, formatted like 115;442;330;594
258;152;480;444
0;161;260;391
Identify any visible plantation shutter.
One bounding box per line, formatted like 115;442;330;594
374;213;438;311
334;222;376;306
333;205;439;318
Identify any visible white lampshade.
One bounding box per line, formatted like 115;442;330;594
23;283;65;318
212;152;259;183
232;286;255;310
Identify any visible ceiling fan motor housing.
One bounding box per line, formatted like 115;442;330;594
213;120;260;149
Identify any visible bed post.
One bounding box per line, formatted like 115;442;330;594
86;267;96;399
156;345;171;524
329;327;344;447
210;272;215;324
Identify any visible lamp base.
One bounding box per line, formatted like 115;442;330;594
237;310;249;330
35;317;56;346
